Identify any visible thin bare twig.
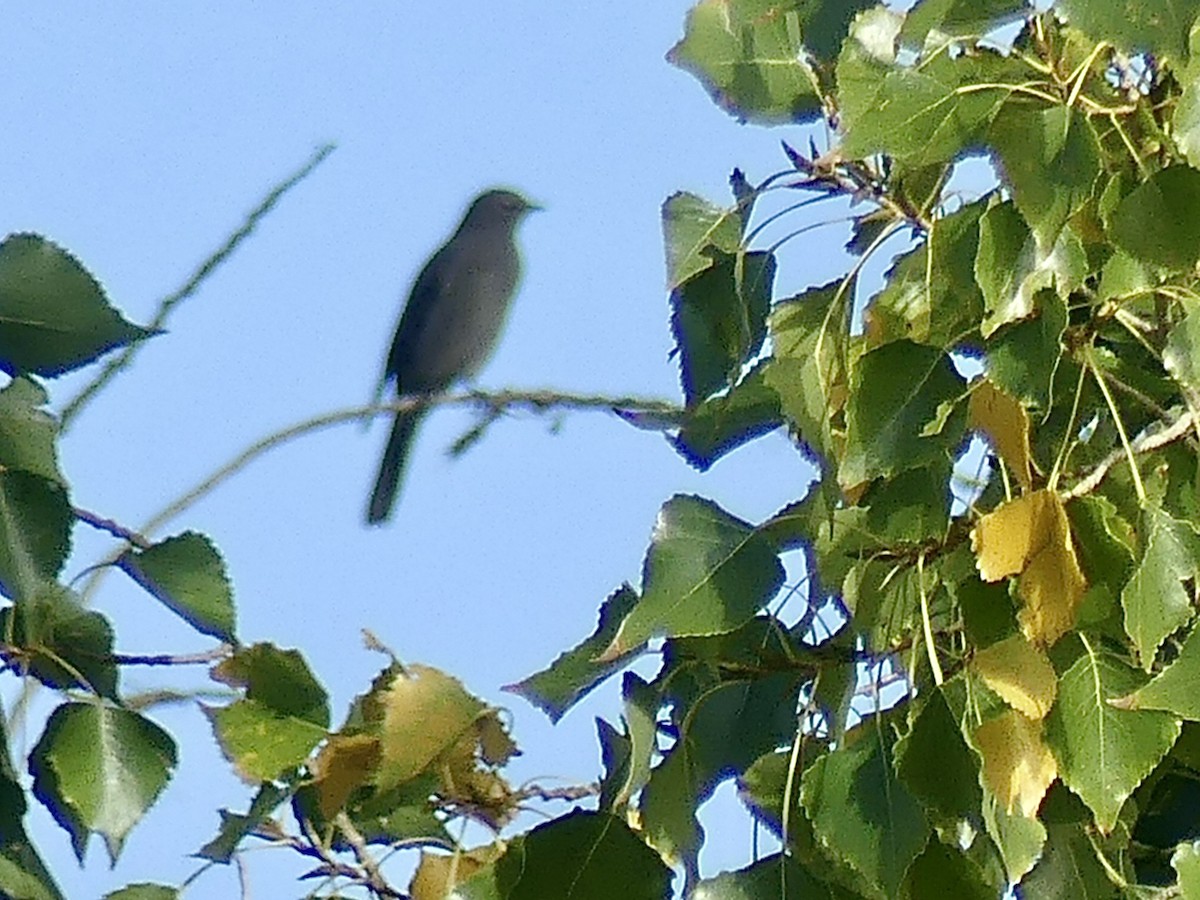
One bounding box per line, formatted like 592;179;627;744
59;143;337;430
1064;409;1195;499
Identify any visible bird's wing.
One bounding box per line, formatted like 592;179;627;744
386;243;459;390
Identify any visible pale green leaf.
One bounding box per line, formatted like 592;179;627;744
1044;646;1181;833
1122;506;1198;671
30;704;176;863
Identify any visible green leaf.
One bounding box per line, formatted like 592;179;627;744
483;810;672;900
668;0;858;125
1174;840;1200;899
1017;822;1119;900
802;718;930;898
505;585;640;722
1109;166;1200;273
1044;645;1181;833
0;584;117;698
764;493;883;595
0;708;63;900
844;558;944;651
693;853;846;899
211;643;329;727
0;842;64;900
860;464;950;545
901;840;997;900
598;674;658;812
0;470;71;601
988;105;1101;247
899;0;1029;48
197;782;292;863
895;687;983;827
985;290;1067;408
975;202;1087;337
118;531;237;643
206;643;330;781
1165;300;1200;395
838;20;1017;165
662;192;743;290
205;701;326;783
765;278;852;466
604;495;785;657
1114;622;1200;719
0;378;62;484
1066;496;1137;598
30;703;176;863
865;201;986;349
670;249;775;406
103;885;179;900
1058;0;1200;62
641;673;801;864
840;339;965;489
1097;250;1153;302
0;234;158;378
980;788;1046;884
1122;506;1198;670
671;360;782;470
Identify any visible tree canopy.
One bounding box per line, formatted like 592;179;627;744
5;1;1200;898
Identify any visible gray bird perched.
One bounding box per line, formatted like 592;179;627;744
366;188;539;524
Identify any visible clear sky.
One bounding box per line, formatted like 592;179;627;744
2;5;890;896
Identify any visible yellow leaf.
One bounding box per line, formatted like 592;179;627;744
309;733;381;818
968;380;1034;490
379;664;483;790
971;490;1087;645
410;844;503;900
974;709;1057;818
476;710;520;766
972;635;1058;720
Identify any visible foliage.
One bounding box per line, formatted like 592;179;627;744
6;1;1200;898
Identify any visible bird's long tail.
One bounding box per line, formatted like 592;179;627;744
366;406;428;524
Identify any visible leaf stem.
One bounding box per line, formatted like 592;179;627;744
1086;347;1146;503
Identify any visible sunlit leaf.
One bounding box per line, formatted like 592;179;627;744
1122;505;1199;671
971;490;1087;645
968;379;1033;491
662;192;742;290
865;202;986;350
838;12;1015;165
765;278;852;465
30;703;176;863
668;0;866;125
1113;621;1200;719
379;664;484;789
973;709;1057;818
1044;646;1180;833
972;635;1057;720
988;105;1101;247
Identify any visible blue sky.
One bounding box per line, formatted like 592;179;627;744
1;5;901;896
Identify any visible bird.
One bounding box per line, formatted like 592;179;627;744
366;188;539;524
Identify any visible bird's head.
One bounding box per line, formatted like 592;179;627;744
462;189;541;231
